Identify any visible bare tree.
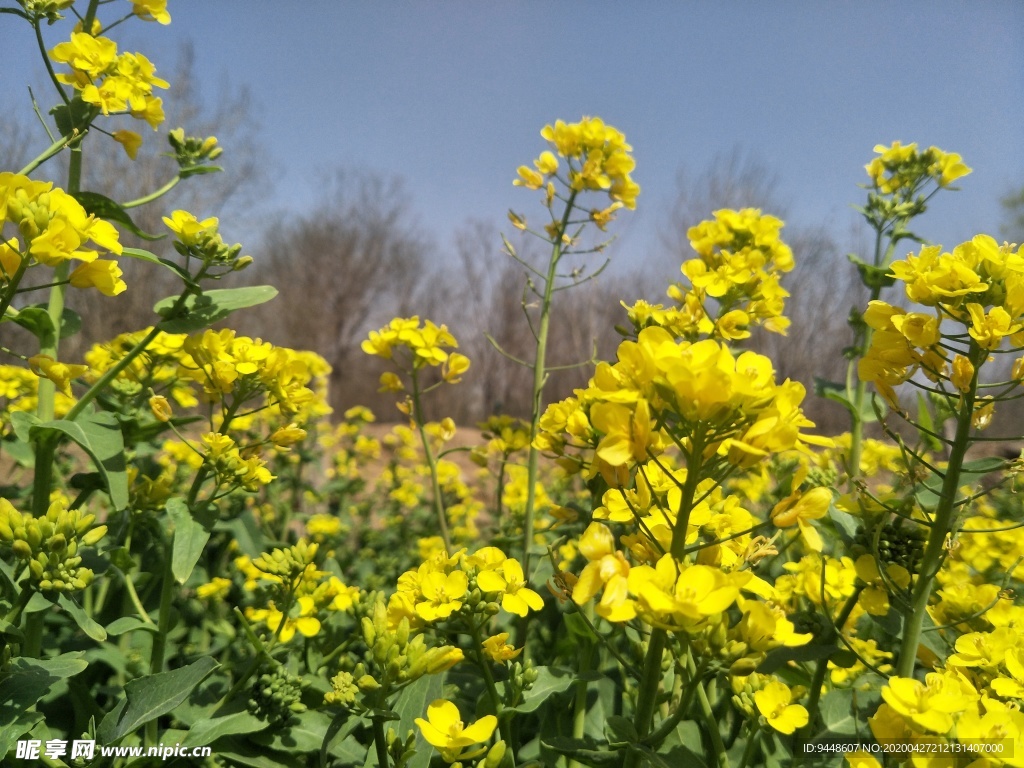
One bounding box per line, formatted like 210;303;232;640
248;172;431;412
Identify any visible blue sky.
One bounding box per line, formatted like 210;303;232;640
4;1;1023;268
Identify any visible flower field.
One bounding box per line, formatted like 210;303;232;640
3;3;1024;768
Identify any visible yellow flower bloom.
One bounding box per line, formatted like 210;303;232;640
415;570;468;622
132;0;171;24
195;577;231;600
148;395;172;422
754;680;808;735
415;699;497;763
69;259;126;295
482;632;522;662
28;355;88;396
477;558;544;617
112;129;143;160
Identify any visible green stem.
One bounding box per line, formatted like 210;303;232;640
121;174;181;209
470;622;516;766
895;344;979;679
797;586;863;749
23;610;43;658
626;435;706;768
145;544;175;745
697;679;729;768
567;607;595;768
735;722;760;768
846;226;885;486
372;718;390;768
17;130;82;176
518;189;577;647
410;368;451;553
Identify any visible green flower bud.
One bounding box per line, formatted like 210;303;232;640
12;540;32;559
356;674;380;692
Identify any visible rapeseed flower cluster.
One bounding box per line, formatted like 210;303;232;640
860;235;1024;412
1;172;123;295
49;28;168;132
625;209;794;341
515;116;639;212
387;547;543;629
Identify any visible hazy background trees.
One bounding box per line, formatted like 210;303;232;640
7;76;1021;432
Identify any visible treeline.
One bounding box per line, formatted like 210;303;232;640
7;48;1022;438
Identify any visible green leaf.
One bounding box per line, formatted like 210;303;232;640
106;616;158;636
31;411;128;510
759;636;839;674
97;657;218;743
73;191;164;241
10;411;39;443
915;393;944;452
0;652;88;750
847;253;896;290
58;593;107;642
122;247;190;280
167;498;212;585
50;97;94;137
182;710;265;748
565;611;598;643
604;715;638;745
214;737;301;768
251;709;336;753
390;672;444;768
813;377;880;423
817;688;859;737
154;285;278;333
5;305;81;346
509;666;576;713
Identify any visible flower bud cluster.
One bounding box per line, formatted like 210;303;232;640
247;666;306;724
168;128;222;167
163;210;248;268
0;498;106;592
325;595;463;710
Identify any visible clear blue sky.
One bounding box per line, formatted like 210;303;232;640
4;1;1023;268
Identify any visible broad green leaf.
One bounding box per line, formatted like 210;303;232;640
154;285;278;333
564;611;598;643
58;593;107;642
816;688;860;737
251;709;336;753
390;672;444;768
10;411;39;443
167;498;212;585
97;657;218;743
106;616;158;636
0;711;44;757
182;710;265;747
0;652;88;750
7;306;81;346
214;737;302;768
50;97;95;137
73;191;164;241
509;666;576;713
31;412;128;510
